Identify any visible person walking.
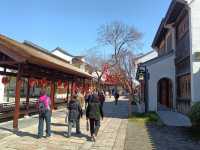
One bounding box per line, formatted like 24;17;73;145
77;91;85;109
114;91;119;105
86;94;104;142
98;91;105;109
67;94;83;137
84;91;93;110
37;89;51;138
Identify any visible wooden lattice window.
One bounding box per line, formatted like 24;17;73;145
177;15;189;41
177;74;191;99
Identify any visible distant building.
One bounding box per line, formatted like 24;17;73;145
51;47;73;64
51;47;93;74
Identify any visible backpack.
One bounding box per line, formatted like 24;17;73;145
38;101;46;115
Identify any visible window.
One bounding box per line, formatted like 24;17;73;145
177;74;191;99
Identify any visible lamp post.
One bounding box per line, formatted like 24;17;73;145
137;65;149;113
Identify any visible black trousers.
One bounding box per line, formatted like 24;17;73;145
115;98;118;105
89;119;100;136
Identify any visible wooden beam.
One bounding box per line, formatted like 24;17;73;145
0;60;17;65
13;64;22;130
50;81;55;110
66;81;70;102
0;44;26;62
25;78;30;117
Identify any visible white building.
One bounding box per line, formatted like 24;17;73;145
51;47;74;64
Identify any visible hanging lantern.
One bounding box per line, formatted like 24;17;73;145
2;77;9;85
57;80;62;87
38;80;42;86
29;78;36;88
64;82;68;89
41;78;47;87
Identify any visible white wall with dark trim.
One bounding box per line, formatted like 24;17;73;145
146;54;176;111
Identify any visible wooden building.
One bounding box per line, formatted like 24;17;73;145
0;34;92;130
136;0;200;114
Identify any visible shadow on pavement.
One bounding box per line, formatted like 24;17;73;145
145;124;200;150
0;127;38;139
51;130;91;141
51;123;67;127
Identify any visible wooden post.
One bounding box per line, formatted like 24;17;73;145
25;78;30;117
66;81;70;102
13;65;22;130
50;81;55;110
71;80;74;95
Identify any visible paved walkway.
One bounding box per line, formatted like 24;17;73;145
124;106;199;150
0;97;128;150
125;120;200;150
157;111;192;127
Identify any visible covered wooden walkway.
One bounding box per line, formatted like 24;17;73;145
0;34;92;130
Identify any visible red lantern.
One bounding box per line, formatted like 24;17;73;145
1;77;9;85
41;78;47;87
57;80;62;87
64;82;68;89
29;78;36;87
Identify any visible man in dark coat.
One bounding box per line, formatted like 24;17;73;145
86;94;103;141
67;94;83;137
114;91;120;105
98;91;105;109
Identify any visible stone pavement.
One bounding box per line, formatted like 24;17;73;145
158;111;192;127
0;97;128;150
125;120;200;150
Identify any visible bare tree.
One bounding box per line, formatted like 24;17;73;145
84;48;108;89
109;50;136;95
97;21;142;66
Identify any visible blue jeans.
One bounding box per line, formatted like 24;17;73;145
68;119;80;136
38;110;51;137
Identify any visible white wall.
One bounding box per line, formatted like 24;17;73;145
135;51;158;65
134;51;158;85
52;50;73;64
146;54;176;111
189;0;200;103
0;76;5;103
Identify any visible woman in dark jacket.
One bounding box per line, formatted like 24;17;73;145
86;94;103;141
67;95;83;137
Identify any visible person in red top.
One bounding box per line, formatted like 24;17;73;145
37;89;51;138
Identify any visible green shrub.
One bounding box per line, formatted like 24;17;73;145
129;112;160;124
189;102;200;126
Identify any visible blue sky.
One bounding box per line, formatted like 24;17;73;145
0;0;171;56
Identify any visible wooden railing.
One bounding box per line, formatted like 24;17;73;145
176;98;191;114
0;99;66;121
176;32;190;62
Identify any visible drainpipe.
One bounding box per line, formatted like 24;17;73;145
144;66;149;113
